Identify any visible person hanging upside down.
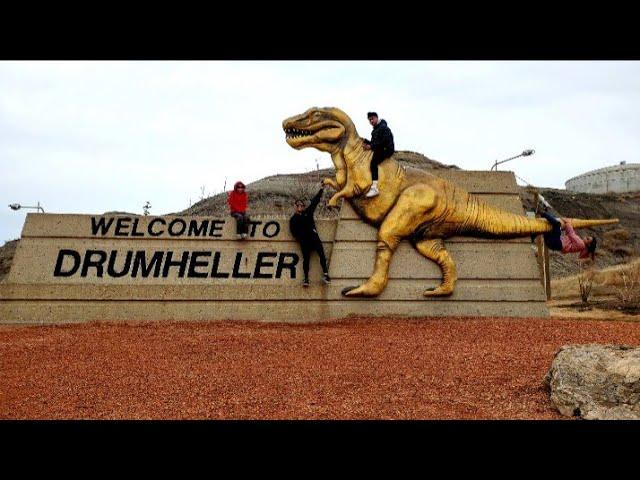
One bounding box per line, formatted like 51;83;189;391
540;211;598;261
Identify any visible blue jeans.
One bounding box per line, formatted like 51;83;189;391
541;212;563;251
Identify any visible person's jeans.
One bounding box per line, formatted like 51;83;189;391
370;148;393;181
541;211;563;251
231;212;250;235
300;233;328;281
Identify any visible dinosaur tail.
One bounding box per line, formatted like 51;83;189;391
567;218;620;229
463;195;619;238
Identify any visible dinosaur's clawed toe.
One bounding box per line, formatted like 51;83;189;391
341;286;360;296
322;178;338;190
423;285;454;297
341;283;383;297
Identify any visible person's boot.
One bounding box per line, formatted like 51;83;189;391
322;273;331;284
365;181;379;198
241;233;248;239
302;278;310;288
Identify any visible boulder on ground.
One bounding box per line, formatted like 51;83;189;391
544;344;640;420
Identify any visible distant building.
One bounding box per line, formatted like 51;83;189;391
565;162;640;194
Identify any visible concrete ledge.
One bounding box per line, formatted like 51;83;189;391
21;214;337;241
0;299;548;324
0;279;546;302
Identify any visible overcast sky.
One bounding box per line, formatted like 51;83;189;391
1;60;639;242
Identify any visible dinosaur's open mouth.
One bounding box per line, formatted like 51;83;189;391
282;110;346;151
284;128;313;139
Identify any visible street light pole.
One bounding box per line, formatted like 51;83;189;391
8;201;45;213
491;149;535;171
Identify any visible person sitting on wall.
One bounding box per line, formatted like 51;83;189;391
289;185;331;287
539;209;598;261
362;111;395;198
227;181;250;240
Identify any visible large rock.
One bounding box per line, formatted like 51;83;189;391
544;344;640;420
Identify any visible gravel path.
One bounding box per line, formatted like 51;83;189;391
1;317;639;419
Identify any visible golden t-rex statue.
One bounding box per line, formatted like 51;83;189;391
282;107;619;298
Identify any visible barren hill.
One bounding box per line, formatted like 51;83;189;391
176;151;458;218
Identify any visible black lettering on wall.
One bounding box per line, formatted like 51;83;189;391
148;218;166;237
188;220;209;237
254;252;277;278
168;219;187;237
115;217;132;236
53;249;81;277
81;250;108;278
263;221;280;238
209;220;224;238
276;253;299;279
131;218;144;237
162;251;190;277
90;217;114;236
248;221;261;237
106;250;133;277
232;252;251;278
188;251;211;278
131;251;164;278
211;252;229;278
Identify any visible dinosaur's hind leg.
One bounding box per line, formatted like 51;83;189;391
412;239;457;297
342;185;437;297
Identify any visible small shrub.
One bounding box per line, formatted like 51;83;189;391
615;268;640;305
576;261;594;305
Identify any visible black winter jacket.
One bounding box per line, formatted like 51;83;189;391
290;188;323;241
366;119;395;156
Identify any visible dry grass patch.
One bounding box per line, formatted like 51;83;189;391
551;258;640;300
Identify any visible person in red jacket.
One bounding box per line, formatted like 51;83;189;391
227;181;249;239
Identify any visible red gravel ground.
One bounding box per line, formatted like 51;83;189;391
1;317;639;420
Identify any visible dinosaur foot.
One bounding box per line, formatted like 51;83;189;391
423;286;454;297
341;285;381;297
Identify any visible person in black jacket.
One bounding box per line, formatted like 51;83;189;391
363;111;395;198
289;185;331;287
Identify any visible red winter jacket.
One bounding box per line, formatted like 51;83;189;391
227;181;248;214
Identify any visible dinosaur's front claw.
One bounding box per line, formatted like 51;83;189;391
423;285;454;298
322;178;338;190
327;194;342;208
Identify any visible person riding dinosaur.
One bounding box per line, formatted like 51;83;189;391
362;112;395;198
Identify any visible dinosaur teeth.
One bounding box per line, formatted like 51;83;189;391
284;128;312;139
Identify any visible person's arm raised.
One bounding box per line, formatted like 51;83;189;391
306;187;324;215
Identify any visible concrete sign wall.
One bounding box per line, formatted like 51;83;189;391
0;171;548;324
